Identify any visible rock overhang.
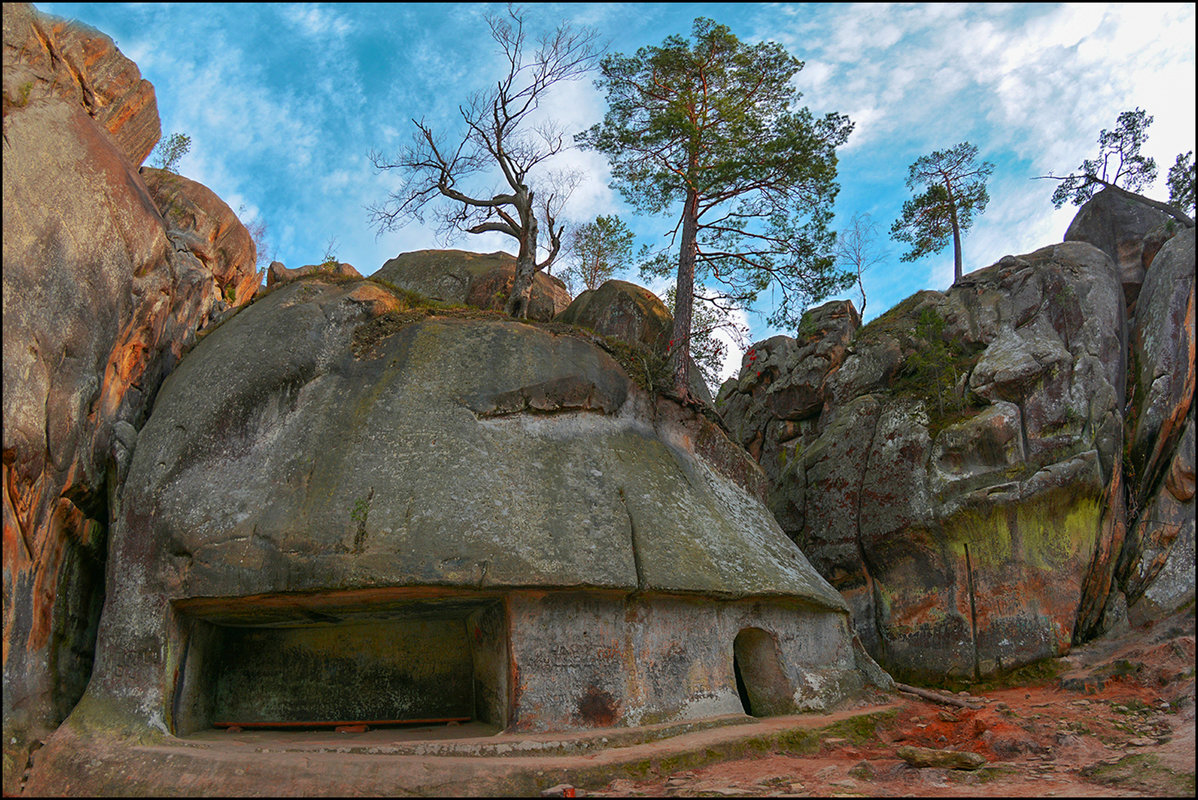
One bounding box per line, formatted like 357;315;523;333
124;276;846;610
73;273;882;746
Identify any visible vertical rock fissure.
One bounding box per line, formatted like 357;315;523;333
5;471;34;561
964;542;980;682
1017;399;1031;465
169;629;191;734
619;488;645;590
853;407;888;666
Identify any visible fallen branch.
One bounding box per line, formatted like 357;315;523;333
894;682;984;709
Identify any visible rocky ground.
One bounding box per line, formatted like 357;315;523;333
585;606;1195;798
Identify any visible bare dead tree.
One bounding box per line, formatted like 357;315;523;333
367;6;602;317
834;211;885;317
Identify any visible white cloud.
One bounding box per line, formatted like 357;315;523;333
284;4;354;40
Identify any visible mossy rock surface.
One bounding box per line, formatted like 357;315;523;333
720;241;1132;681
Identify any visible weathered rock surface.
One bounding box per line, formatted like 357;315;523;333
719;243;1130;681
2;3;159;165
59;275;880;767
556;280;674;354
1125;228;1195;507
142;167;262;305
556;280;716;406
1064;187;1172;307
720;189;1196;683
466;263;572;320
2;4;257;790
376;248;570;321
1119;227;1196;623
266;259;362;288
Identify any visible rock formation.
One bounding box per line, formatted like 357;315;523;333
555;279;715;405
376;248;572;321
718;197;1194;683
20;274;886;792
2;3;159;164
1063;187;1172;308
266;258;363;287
2;4;259;790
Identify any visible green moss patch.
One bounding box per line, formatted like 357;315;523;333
1080;753;1195;796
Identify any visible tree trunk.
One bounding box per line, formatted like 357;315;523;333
670;188;700;403
505;195;538;318
949;199;963;284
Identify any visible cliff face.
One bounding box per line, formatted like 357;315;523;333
2;4;259;789
718;196;1194;683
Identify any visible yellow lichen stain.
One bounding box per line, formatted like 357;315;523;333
942;488;1101;572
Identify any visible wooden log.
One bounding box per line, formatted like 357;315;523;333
213;717;470;729
894;682;984;709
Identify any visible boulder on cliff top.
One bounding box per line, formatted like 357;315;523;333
375;248;570;321
266;259;363;287
556;279;715;405
1064;187;1172;307
557;279;674;353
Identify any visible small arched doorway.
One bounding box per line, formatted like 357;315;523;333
732;627;793;717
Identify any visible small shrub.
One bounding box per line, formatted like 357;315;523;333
150;132;192;172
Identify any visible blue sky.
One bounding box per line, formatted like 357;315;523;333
37;3;1197;380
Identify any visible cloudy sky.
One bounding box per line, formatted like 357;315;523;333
38;3;1196;380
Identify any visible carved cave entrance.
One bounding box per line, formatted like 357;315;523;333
170;593;509;735
732;627;793;717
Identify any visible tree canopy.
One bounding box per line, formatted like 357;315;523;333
559;214;634;293
579;17;853;401
151;132;191;173
367;7;602;317
1166;151;1195;215
890;142;993;284
1049;108;1157;208
1042;108;1194;227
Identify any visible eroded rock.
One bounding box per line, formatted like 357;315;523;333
376;248;570;321
719;243;1127;681
2;3;159;164
2;5;257;788
61;276;882;785
1064;187;1172;307
266;259;362;287
555;280;713;405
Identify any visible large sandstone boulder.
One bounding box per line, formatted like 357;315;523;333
376;248;570;321
1119;228;1195;622
557;279;674;353
142;167;262;305
24;276;885;793
556;280;715;405
2;5;258;790
719;244;1129;681
1064;187;1172;307
266;259;363;287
